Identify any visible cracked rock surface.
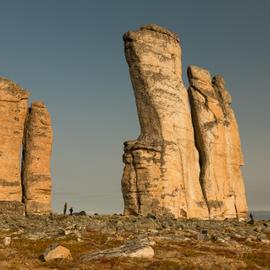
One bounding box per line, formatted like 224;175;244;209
122;24;208;219
122;24;248;220
0;78;53;215
0;78;29;214
22;101;53;215
187;65;248;220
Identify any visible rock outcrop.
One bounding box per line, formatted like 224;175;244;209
0;78;29;213
22;101;53;215
0;78;53;215
122;24;248;220
187;66;248;219
81;238;155;261
122;24;209;219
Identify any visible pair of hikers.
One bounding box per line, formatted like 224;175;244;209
63;202;73;215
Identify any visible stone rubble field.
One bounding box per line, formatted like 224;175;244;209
0;214;270;269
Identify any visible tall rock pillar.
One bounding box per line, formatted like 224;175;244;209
0;78;29;214
122;24;208;218
187;65;248;219
22;101;53;215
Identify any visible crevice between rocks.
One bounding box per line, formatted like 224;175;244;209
187;87;210;218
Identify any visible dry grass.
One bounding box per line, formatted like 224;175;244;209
0;230;270;270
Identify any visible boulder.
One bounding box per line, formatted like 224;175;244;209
3;236;11;247
42;244;72;261
81;238;154;261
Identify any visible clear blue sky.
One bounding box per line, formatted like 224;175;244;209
0;0;269;213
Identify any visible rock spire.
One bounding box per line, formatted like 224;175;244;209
122;24;209;219
187;65;248;219
121;24;248;220
22;101;53;215
0;78;53;215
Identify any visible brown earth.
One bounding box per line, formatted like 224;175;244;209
0;214;269;269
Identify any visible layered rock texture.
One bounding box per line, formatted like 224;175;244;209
0;78;29;213
122;24;208;219
22;102;53;214
121;24;248;220
0;78;53;215
187;66;248;220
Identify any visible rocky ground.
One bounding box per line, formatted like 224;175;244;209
0;214;270;269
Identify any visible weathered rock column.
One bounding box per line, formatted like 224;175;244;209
22;101;53;215
212;75;248;220
187;65;248;219
0;78;29;214
122;24;209;218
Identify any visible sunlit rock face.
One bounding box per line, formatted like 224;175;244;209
0;77;53;215
187;65;248;220
122;24;209;219
22;101;53;215
121;24;248;220
0;78;29;213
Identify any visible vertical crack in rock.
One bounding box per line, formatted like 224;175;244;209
121;24;208;218
188;88;211;216
22;101;53;215
0;78;29;214
187;65;248;220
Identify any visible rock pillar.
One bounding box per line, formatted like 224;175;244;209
22;101;53;215
0;78;29;214
187;65;248;219
122;24;209;218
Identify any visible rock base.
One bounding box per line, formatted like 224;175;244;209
0;201;25;215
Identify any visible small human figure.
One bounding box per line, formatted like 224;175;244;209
69;207;73;216
63;202;67;215
248;213;255;225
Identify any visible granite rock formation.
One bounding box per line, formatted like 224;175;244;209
22;101;53;215
121;24;248;220
122;24;209;219
0;78;29;214
0;77;53;215
187;66;248;219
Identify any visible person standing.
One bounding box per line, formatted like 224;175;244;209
63;202;67;215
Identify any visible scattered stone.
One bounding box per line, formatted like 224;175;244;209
74;211;87;216
197;232;209;241
81;238;154;261
260;239;270;244
3;236;11;247
42;244;72;261
146;213;157;220
257;233;268;241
